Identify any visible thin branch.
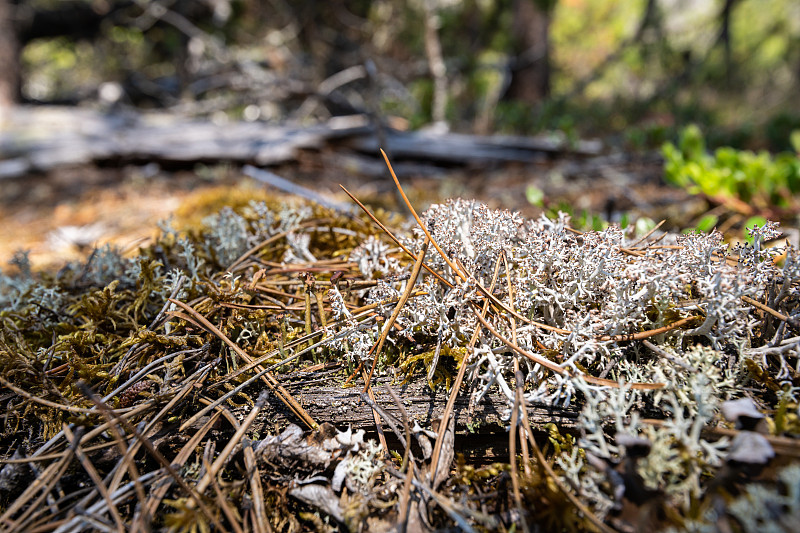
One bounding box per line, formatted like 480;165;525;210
742;294;800;331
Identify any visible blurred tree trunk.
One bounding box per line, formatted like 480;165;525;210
293;0;371;84
717;0;738;84
0;0;20;113
422;0;447;126
504;0;552;104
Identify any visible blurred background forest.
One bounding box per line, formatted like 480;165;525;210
2;0;800;269
1;0;799;150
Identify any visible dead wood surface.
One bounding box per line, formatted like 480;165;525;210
0;107;371;178
344;128;602;164
0;105;600;179
256;374;579;434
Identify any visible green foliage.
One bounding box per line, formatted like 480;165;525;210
542;200;623;233
767;113;800;152
663;124;800;210
694;213;719;233
525;184;545;207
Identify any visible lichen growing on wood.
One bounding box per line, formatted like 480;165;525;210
0;179;798;532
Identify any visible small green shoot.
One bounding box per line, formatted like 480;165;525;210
694;213;719;233
525;184;545;207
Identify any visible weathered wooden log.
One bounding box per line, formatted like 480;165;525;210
345;129;602;164
0;106;601;179
256;375;580;435
0;108;372;177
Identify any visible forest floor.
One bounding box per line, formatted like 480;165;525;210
0;149;699;271
5;132;793;533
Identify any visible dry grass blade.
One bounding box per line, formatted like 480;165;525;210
303;285;313;344
314;290;327;329
17;394;167;529
458;255;697;344
179;333;337;432
509;372;528;533
338;185;413;259
0;440;117;465
340;184;454;288
246;452;271;533
0;375;140;415
207;327;327;389
361;366;389;453
426;332;444;383
409;474;485;532
168;297;317;429
619;247;645;257
639;418;800;459
386;386;416;533
454;263;572;335
363;238;430;392
429;251;504;481
77;382;226;531
359;391;407;451
629;219;666;247
0;443;75;530
62;425;126;533
143;410;224;520
165;310;210;333
472;308;665;390
504;251;531;533
106;365;214;499
379;149;468;282
226;232;287;271
199;400;272;533
643;339;696;372
192;390;270;498
371;149;499;486
742;294;800;331
105;348;199;403
74;410;147;525
208;466;245;533
48;473;162;533
598;315;700;342
27;400;157;466
502;251;531;473
519;396;615;533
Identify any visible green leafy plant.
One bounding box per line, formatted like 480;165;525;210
694;213;719;233
663;124;800;212
525;184;545;207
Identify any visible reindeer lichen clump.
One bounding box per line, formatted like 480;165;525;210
342;187;799;529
